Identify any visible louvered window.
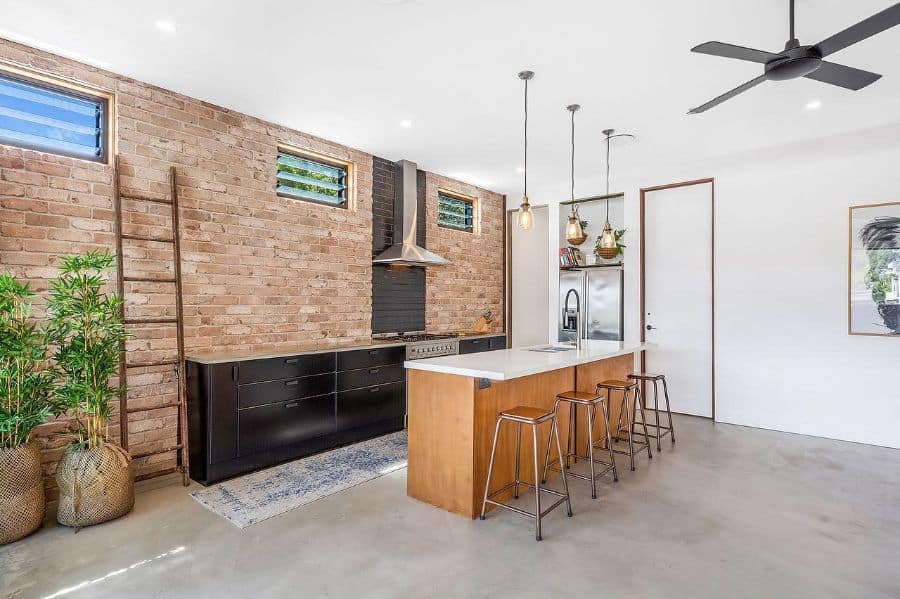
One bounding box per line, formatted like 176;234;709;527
437;191;475;232
276;148;349;207
0;70;108;162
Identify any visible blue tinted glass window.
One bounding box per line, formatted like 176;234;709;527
0;72;107;162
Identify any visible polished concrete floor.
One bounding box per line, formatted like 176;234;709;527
3;416;900;599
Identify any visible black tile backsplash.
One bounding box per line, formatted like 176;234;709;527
371;156;426;333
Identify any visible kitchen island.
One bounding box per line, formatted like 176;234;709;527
404;341;646;518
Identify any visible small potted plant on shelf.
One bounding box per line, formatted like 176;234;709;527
0;275;58;545
48;251;133;528
594;228;627;260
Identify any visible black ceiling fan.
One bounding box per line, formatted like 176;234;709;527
688;0;900;114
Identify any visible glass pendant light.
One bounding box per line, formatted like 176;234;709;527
564;104;586;245
516;71;534;230
597;128;635;259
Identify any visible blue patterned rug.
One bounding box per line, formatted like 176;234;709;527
190;431;407;528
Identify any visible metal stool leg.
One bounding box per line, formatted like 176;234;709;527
541;399;560;484
480;418;503;520
652;379;662;452
614;390;627;442
586;402;598;499
531;423;542;541
599;397;618;482
568;400;576;466
513;422;522;498
552;415;573;517
662;376;675;444
633;387;652;460
622;390;635;471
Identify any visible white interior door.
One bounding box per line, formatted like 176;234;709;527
509;206;549;347
643;182;713;417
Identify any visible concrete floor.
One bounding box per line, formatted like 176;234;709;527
3;416;900;599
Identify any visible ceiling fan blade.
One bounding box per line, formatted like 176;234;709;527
804;61;882;90
688;75;767;114
814;2;900;57
691;41;778;63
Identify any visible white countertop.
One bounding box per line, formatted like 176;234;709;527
404;341;646;381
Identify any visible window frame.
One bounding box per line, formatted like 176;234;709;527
0;61;115;165
275;143;354;210
437;189;478;233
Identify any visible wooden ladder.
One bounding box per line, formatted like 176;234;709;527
112;157;189;486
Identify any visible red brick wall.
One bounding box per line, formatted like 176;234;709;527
0;38;503;488
424;173;505;333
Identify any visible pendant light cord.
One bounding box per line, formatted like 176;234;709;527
789;0;795;39
570;107;575;202
523;77;528;198
605;132;611;221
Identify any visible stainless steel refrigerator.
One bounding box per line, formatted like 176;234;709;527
559;266;624;342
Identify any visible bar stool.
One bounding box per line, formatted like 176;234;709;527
541;390;618;499
596;379;653;471
480;405;572;541
627;373;675;451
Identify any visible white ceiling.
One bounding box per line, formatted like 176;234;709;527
2;0;898;202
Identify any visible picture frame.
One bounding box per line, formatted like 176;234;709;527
848;201;900;336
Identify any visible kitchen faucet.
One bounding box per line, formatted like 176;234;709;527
563;288;583;349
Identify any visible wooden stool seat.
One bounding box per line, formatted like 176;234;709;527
500;406;554;424
627;372;665;381
556;390;601;404
597;379;637;390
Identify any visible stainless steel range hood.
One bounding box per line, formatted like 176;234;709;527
373;159;450;267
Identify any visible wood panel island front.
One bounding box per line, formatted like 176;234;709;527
404;341;646;518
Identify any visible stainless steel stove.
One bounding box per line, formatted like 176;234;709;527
373;332;459;360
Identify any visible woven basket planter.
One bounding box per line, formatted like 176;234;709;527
0;442;45;545
56;443;134;528
595;247;619;260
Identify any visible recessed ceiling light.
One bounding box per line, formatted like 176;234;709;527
400;119;412;128
155;20;177;33
805;99;822;111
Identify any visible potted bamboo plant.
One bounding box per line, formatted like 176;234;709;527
0;274;57;544
48;251;133;528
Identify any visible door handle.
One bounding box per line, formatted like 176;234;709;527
646;324;656;331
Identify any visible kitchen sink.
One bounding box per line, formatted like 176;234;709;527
527;345;576;353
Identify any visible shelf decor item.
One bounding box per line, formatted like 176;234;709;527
48;251;134;527
849;202;900;336
0;274;57;545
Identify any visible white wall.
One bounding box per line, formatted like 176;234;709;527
514;133;900;448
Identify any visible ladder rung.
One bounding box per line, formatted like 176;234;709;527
131;444;183;459
121;233;174;243
121;194;173;205
123;276;177;283
127;402;181;414
125;317;178;324
125;359;178;368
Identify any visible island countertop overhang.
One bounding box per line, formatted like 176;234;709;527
404;341;647;381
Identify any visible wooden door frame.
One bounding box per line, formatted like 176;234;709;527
639;178;716;420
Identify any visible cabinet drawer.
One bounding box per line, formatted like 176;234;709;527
239;352;335;384
337;363;405;392
490;335;507;350
336;382;405;431
238;372;335;409
337;345;406;371
458;337;490;354
238;393;335;456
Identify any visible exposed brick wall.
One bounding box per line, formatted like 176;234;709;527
424;173;505;333
0;38;504;490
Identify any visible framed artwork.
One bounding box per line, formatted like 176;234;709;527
849;202;900;336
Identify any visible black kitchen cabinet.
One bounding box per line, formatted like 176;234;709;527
458;335;507;355
187;344;405;485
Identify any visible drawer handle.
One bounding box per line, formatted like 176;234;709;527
285;401;300;408
368;350;378;355
284;358;299;364
285;380;299;387
369;368;380;374
369;386;380;393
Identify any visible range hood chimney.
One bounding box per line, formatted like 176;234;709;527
372;159;450;267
